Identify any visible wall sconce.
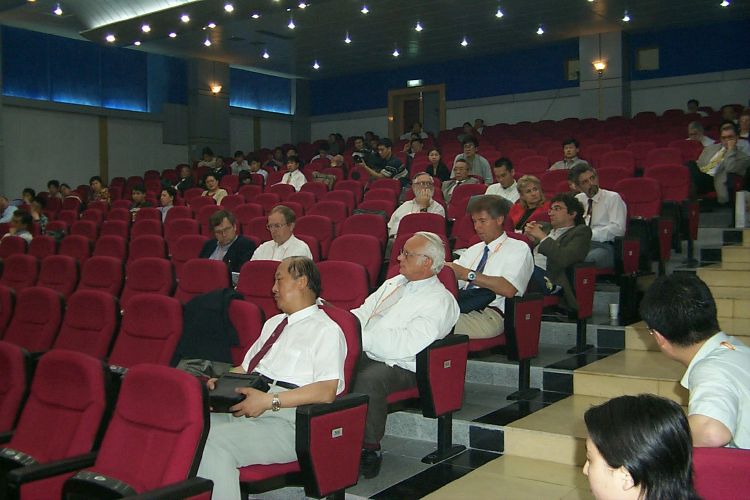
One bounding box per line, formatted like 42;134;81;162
210;83;222;94
592;61;607;77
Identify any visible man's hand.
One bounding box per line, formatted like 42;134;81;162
524;221;546;242
230;387;272;418
414;189;432;208
206;378;218;391
725;137;738;151
445;261;470;281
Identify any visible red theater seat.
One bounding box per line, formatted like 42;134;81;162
37;254;79;299
27;236;56;260
171;235;209;280
236;260;280;319
0;236;27;259
3;286;64;354
693;447;750;500
174;259;230;304
397;212;447;236
339;214;388;252
99;219;130;240
53;290;119;359
93;234;127;260
78;256;124;297
295;215;335;259
318;261;369;309
120;258;175;311
0;340;29;434
127;234;167;262
0;285;15;338
328;234;382;288
131;218;163;238
1;254;39;292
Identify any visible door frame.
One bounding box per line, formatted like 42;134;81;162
387;84;446;141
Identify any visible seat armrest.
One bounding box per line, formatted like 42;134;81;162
6;452;97;487
124;477;214;499
295;393;369;419
416;334;469;418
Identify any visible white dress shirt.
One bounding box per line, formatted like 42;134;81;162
351;274;460;373
454;233;533;312
485;181;520;203
387;199;446;237
277;170;307;192
241;304;347;394
251;234;312;261
576;189;627;243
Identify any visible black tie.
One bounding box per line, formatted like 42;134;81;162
587;198;594;226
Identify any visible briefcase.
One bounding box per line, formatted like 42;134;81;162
209;372;270;413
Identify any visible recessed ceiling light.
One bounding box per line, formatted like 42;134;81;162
460;36;468;47
414;21;423;32
251;12;260;18
204;37;212;47
495;7;504;18
622;10;631;22
181;14;190;23
169;32;177;38
536;25;544;35
312;60;320;70
262;49;270;59
392;47;400;57
53;3;62;15
298;2;307;8
224;3;234;13
344;32;351;44
133;41;141;46
207;22;216;29
105;34;116;43
720;0;730;6
288;17;296;29
361;4;369;14
141;23;151;33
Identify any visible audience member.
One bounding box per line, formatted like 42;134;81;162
453;136;493;184
88;176;111;204
400;121;428;140
474;118;485;135
60;183;82;202
199;209;256;274
447;195;533;339
485;158;519;203
0;196;16;223
583;394;700;500
549;139;589;171
328;133;342;155
364;131;376;144
242;156;267;185
524;193;591;309
229;150;249;175
285;147;304;168
721;104;738;124
47;180;62;199
311;143;333;163
509;175;549;231
30;196;48;234
21;188;35;205
570;165;626;269
352;232;459;478
687;98;708;117
424;148;451;182
687;121;715;147
277;155;307;192
251;205;312;261
692;122;750;203
458;122;476;143
158;187;176;222
329;155;346;170
442;159;479;203
388;173;445;237
3;210;34;243
197;257;347;499
198;147;224;177
175;165;195;193
404;138;425;169
265;147;285;171
640;273;750;449
351;136;372;162
129;185;152;215
739;111;750;140
203;173;229;205
361;138;407;185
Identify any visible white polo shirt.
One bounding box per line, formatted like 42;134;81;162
277;170;307;192
251;234;312;261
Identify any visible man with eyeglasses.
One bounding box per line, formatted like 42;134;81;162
251;205;312;261
199;209;256;274
351;231;460;479
387;172;445;238
693;121;750;204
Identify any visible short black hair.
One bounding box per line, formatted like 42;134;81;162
352;136;364;142
203;173;219;184
639;273;720;346
12;209;33;230
89;175;103;185
318;143;330;152
562;138;579;148
61;183;71;190
494;157;513;170
22;188;36;198
202;147;214;156
131;185;146;194
468;195;511;219
719;120;739;135
568;163;596;185
550;193;585;225
411;137;424;145
287;155;300;165
32;195;46;208
234;150;244;158
378;138;393;149
462;136;479;148
687;99;699;106
47;180;60;189
161;186;177;199
285;256;321;298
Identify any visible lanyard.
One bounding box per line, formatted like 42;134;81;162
466;237;506;271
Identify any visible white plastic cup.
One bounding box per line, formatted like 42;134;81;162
609;303;619;319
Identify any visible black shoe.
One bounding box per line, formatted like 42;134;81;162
360;449;383;479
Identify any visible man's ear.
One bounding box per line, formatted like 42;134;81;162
651;330;668;348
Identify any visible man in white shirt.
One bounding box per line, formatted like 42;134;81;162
549;138;590;171
251;205;313;261
276;155;306;192
687;121;715;148
570;165;627;269
399;121;429;140
387;172;445;237
641;273;750;450
447;195;534;339
197;257;348;499
230;150;250;175
474;118;485;135
485;158;519;203
453;136;493;184
687;99;709;117
352;232;460;478
0;196;18;224
2;210;34;243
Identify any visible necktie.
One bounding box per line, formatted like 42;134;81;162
700;148;725;174
285;173;292;184
245;318;288;374
586;198;594;226
467;245;490;289
420;207;428;213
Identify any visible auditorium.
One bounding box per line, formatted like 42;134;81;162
0;0;749;498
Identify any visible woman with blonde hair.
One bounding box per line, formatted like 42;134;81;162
508;175;549;230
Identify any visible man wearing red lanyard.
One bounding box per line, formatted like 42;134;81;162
446;195;534;339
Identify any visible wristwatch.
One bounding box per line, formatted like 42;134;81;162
467;270;477;282
271;393;281;412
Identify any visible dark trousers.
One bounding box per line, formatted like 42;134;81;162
686;161;715;197
353;355;417;447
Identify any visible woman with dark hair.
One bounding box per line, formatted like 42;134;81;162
583;394;700;500
202;173;228;205
30;196;48;234
88;176;111;204
425;148;451;182
21;188;35;205
508;175;549;230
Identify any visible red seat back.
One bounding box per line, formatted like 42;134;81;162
333;180;364;203
71;220;99;241
644;164;690;202
300;182;328;199
615;178;661;219
0;284;15;337
357;199;396;218
131;219;163;238
318;261;369;310
255;193;282;213
0;340;28;433
109;295;183;368
171;235;209;280
220;174;239;193
188;195;216;211
174;259;230;303
447;184;487;220
363;188;398;204
237;260;281;319
625;141;657;164
668;139;704;162
164;205;193;223
164;218;200;254
120;258;175;311
295;215;335;259
78;256;124;297
369;178;401;196
37;254;79;299
295;234;320;262
693;447;750;500
267;183;296;201
643;147;683;169
134;207;161;222
515;155;550;176
0;235;28;258
228;301;264;366
220;194;244;210
287;192;317;210
397;212;447;236
596;167;632;191
4;286;64;352
328;234;382;288
100;219;130;240
322;190;356;212
54;290;119;359
128;235;167;262
600;150;637;174
93;235;128;260
1;254;39;292
339;214;387;251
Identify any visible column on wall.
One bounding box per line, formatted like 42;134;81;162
187;59;230;161
579;31;631;119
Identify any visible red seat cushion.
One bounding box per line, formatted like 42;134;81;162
386;387;419;404
468;334;507;352
238;461;301;482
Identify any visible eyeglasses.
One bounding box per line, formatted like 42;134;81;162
720;135;736;141
266;223;288;230
399;249;428;259
549;205;566;212
412;181;433;187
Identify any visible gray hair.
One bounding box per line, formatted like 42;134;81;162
688;121;704;133
413;231;445;273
